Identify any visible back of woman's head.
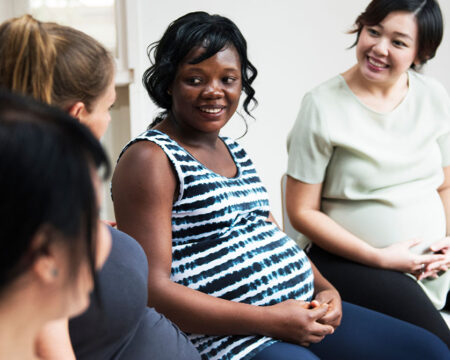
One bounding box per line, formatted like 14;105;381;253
351;0;443;68
143;11;257;123
0;14;114;110
0;90;110;293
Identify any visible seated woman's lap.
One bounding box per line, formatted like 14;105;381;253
251;342;319;360
308;245;450;346
253;302;449;360
310;302;448;359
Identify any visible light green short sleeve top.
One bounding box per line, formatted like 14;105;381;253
287;71;450;309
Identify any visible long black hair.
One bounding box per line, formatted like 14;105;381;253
0;90;110;293
143;11;258;126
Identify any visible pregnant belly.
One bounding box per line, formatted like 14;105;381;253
322;191;446;250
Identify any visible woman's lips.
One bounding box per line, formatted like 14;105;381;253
367;56;389;70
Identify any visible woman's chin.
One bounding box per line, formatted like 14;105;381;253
69;296;91;318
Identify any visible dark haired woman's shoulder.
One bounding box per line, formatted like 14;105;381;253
311;75;344;93
409;70;449;97
299;75;348;107
221;134;244;150
118;129;166;160
112;129;178;226
408;71;450;127
116;130;172;174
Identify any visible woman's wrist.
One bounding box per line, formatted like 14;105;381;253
313;279;336;295
368;246;387;269
249;304;273;336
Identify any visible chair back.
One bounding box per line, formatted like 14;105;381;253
281;173;301;240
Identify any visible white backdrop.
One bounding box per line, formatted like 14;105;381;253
130;0;450;222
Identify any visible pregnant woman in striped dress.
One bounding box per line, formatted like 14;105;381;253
112;11;449;360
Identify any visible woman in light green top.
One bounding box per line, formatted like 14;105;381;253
286;0;450;346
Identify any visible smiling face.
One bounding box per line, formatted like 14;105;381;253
356;11;419;86
169;45;242;134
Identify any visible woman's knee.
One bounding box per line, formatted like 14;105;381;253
251;342;319;360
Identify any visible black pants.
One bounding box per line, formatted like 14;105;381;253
308;245;450;347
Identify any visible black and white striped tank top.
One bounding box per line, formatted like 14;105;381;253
120;129;314;360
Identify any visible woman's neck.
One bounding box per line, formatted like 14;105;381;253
342;65;409;113
156;115;221;150
0;289;47;360
155;115;237;178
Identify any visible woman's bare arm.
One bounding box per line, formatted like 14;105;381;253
438;166;450;236
285;175;444;273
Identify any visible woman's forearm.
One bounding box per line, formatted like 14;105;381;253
286;177;381;267
439;188;450;236
286;177;447;273
309;259;336;294
149;276;335;345
293;209;382;267
437;166;450;235
149;277;270;336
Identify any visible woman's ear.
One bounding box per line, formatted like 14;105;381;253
30;228;61;284
33;254;59;284
412;51;426;68
67;102;87;121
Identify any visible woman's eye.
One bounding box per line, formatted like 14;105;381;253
186;77;202;85
393;40;407;47
367;28;379;36
223;77;237;84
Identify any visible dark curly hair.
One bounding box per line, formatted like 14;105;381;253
143;11;258;126
350;0;443;69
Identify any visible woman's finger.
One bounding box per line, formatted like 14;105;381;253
320;310;340;326
418;269;443;280
430;237;450;252
306;334;326;344
415;253;445;267
309;321;335;337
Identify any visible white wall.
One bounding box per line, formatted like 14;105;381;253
0;1;12;17
130;0;450;222
424;1;450;87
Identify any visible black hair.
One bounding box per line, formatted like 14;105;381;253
143;11;258;127
350;0;443;68
0;90;110;294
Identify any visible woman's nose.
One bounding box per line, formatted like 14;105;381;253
202;81;223;98
372;38;389;57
